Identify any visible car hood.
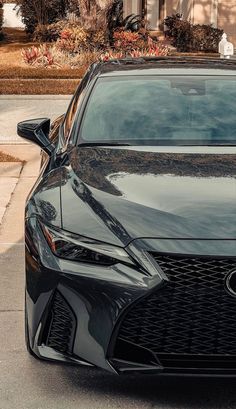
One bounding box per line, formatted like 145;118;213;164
60;146;236;246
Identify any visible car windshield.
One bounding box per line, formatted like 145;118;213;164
79;75;236;146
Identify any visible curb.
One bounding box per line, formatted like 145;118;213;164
0;95;72;100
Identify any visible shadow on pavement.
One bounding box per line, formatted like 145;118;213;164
58;364;236;408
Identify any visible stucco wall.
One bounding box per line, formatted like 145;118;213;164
191;0;212;25
3;3;24;28
166;0;212;24
218;0;236;44
165;0;193;22
147;0;160;29
123;0;142;16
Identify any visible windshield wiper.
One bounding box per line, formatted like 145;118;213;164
78;142;131;147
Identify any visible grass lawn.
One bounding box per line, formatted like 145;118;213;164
0;28;84;94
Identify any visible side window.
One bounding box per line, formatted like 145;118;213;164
50;114;64;144
63;75;89;144
63;93;81;142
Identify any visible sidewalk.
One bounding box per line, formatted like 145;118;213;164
0;144;41;232
0;95;71;143
0;161;23;224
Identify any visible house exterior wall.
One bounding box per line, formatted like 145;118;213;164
191;1;212;25
147;0;160;29
123;0;236;46
166;0;212;24
123;0;142;16
218;0;236;44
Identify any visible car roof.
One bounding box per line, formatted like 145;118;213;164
91;57;236;78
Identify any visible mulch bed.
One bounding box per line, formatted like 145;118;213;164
0;78;80;94
0;66;84;79
0;151;22;162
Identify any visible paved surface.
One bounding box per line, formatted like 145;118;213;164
1;146;236;408
0;162;22;223
0;95;71;143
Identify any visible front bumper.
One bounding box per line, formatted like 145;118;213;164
25;217;236;376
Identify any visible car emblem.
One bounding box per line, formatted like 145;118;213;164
226;270;236;297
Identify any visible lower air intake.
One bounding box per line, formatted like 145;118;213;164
46;291;76;354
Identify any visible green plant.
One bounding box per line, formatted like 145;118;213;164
122;14;144;32
55;24;109;52
33;21;64;42
164;14;192;52
21;44;62;67
191;24;223;52
22;44;100;68
164;13;182;38
164;13;223;52
56;26;89;52
113;30;142;50
101;39;169;61
15;0;69;34
89;28;108;49
112;29;165;56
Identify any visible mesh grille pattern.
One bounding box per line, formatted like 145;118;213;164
117;255;236;359
46;291;75;354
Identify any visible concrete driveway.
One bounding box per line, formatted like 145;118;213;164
1;146;236;408
0;95;71;143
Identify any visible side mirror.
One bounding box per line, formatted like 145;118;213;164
17;118;54;156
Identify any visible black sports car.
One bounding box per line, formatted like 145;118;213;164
18;57;236;376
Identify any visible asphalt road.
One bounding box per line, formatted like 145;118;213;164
1;147;236;409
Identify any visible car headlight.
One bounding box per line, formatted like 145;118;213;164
41;223;135;267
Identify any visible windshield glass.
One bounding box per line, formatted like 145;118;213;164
79;76;236;146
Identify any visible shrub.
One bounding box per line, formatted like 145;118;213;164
122;14;145;32
22;44;99;68
21;45;60;67
33;22;65;42
113;30;143;50
101;39;169;61
89;28;108;49
164;13;223;52
56;27;89;52
164;14;193;52
191;24;223;52
55;25;109;52
34;18;109;51
16;0;69;34
0;1;4;41
112;29;167;56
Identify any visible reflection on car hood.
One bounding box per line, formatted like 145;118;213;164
60;146;236;246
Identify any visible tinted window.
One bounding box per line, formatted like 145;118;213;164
63;87;85;142
79;76;236;146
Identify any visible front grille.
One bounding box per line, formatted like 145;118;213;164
46;291;76;354
115;255;236;368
